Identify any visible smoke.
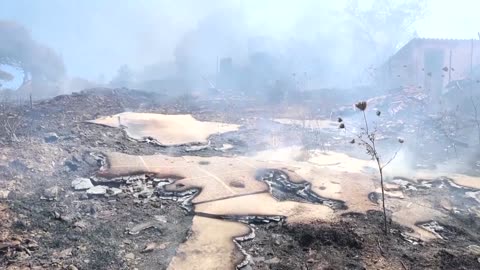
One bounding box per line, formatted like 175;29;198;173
0;0;434;96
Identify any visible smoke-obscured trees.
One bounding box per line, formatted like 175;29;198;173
345;0;428;65
0;20;66;86
109;65;134;88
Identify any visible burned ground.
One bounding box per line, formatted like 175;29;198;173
245;210;480;270
1;88;480;269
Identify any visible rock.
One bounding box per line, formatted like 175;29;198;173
214;143;234;152
125;253;135;260
141;242;157;253
265;257;281;264
73;220;88;229
185;144;210;152
44;132;59;143
253;256;265;263
106;187;123;196
86;185;108;196
0;189;10;199
141;242;170;253
57;248;73;259
42;186;60;201
468;245;480;255
127;220;159;235
67;265;78;270
154;215;167;223
71;178;94;191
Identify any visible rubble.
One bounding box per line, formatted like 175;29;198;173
106;187;122;196
184;143;210;152
141;242;170;253
85;185;108;196
0;190;10;199
125;252;135;260
44;132;59;143
42;186;60;201
71;177;94;190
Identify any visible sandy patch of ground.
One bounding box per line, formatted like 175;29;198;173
89;112;240;145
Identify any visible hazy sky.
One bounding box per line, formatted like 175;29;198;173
0;0;479;81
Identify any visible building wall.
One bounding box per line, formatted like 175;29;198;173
381;39;480;95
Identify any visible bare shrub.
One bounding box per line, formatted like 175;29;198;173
341;101;403;234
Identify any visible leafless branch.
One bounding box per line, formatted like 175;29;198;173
381;146;402;170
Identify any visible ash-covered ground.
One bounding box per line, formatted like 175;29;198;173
1;88;480;270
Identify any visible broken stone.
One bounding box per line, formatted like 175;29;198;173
127;220;160;235
468;245;480;255
125;252;135;260
265;257;280;264
0;189;10;199
253;256;265;263
214;143;234;152
141;242;169;253
86;185;108;196
42;186;60;201
44;132;59;143
71;178;94;191
154;215;167;223
106;187;123;196
66;265;78;270
142;242;156;253
56;248;73;259
73;220;88;229
185;144;210;152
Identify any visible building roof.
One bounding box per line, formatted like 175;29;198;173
382;38;480;68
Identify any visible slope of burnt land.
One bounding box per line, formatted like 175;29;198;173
244;210;480;270
1;88;480;269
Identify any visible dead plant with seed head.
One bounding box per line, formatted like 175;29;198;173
341;101;404;234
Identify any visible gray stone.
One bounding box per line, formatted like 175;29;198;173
43;186;60;200
0;189;10;199
73;220;88;229
125;252;135;260
265;257;281;264
185;144;210;152
107;187;123;196
71;178;94;191
86;185;108;196
44;132;59;143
